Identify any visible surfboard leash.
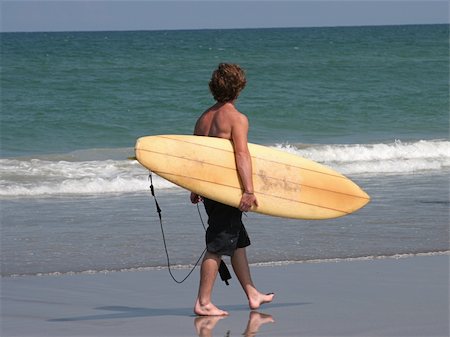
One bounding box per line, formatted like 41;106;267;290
148;171;232;285
148;171;205;284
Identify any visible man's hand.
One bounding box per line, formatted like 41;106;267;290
190;192;203;204
239;192;258;212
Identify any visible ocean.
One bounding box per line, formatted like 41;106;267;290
1;25;449;277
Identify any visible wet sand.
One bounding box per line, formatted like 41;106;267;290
1;254;448;336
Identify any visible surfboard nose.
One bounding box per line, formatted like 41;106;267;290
352;187;371;214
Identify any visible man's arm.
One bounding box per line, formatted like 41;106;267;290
190;115;206;204
231;114;258;212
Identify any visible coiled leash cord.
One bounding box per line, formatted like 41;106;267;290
148;172;231;285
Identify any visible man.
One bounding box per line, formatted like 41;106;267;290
191;63;274;316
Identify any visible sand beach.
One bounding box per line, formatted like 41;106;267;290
2;254;448;337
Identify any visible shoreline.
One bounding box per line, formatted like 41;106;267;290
3;250;449;278
2;254;448;337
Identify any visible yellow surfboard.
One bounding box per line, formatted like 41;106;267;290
135;135;370;220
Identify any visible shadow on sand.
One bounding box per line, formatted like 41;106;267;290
49;302;309;322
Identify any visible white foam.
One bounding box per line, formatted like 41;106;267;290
1;139;448;197
273;139;450;175
0;158;178;197
250;250;450;267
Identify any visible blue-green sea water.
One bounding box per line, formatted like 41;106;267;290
1;25;449;276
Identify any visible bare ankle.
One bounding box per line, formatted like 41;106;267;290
248;292;275;310
194;298;229;316
197;297;210;307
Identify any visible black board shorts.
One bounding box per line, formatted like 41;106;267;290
203;198;251;256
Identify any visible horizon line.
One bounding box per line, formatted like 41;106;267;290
1;22;448;34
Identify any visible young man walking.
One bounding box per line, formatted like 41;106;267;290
191;63;274;316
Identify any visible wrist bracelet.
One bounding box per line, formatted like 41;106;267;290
244;191;254;195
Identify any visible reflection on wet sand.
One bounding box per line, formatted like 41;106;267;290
194;315;225;337
194;311;275;337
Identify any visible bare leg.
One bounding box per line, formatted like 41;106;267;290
231;248;274;310
194;252;229;316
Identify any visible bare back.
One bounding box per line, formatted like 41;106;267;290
194;102;243;140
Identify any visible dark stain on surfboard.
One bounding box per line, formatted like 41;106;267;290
257;169;301;193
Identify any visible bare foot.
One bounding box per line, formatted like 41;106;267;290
243;311;275;336
194;299;229;316
248;292;274;310
194;315;225;337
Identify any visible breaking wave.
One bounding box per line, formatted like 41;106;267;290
1;139;448;197
273;139;450;175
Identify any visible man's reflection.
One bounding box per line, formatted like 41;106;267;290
194;311;274;337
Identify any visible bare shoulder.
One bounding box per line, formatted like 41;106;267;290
229;107;249;149
230;109;249;131
226;105;248;125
